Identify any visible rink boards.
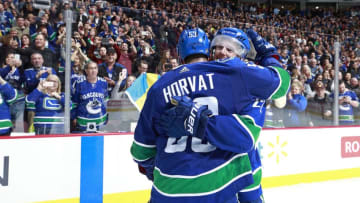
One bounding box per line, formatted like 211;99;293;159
0;127;360;203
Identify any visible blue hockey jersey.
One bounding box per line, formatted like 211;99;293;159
202;57;290;202
0;82;17;135
338;90;359;124
24;67;57;94
72;77;108;131
130;57;290;202
25;89;65;128
0;65;25;101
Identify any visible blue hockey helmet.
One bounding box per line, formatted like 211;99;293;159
177;28;210;62
210;27;250;58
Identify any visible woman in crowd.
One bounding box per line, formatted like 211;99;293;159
111;73;135;99
284;80;308;127
20;34;31;49
26;74;65;135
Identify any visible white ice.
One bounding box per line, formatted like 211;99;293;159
263;178;360;203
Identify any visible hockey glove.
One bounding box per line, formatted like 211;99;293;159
160;95;212;139
138;159;154;181
246;29;280;64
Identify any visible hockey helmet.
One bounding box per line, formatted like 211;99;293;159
177;28;210;61
210;27;250;58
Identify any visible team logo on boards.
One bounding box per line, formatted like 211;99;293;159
267;135;288;164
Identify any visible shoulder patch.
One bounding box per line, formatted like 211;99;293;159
179;66;189;73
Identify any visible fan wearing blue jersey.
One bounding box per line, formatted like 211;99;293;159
334;80;359;124
130;28;290;203
72;62;108;132
1;52;25;128
0;75;17;136
24;52;57;94
160;27;290;203
26;74;65;135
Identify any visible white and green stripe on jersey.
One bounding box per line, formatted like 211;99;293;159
0;119;12;131
268;66;291;100
77;114;108;127
152;153;252;196
130;140;156;162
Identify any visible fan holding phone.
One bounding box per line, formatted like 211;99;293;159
25;74;66;135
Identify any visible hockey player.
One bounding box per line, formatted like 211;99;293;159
161;27;289;203
72;62;108;132
130;28;290;203
0;75;17;136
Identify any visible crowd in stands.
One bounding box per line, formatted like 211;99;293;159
1;0;360;134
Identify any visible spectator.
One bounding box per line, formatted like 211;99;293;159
309;58;322;77
157;49;171;74
344;72;352;89
26;74;65;135
87;36;107;64
20;33;31;49
134;59;148;78
1;52;24;128
349;77;360;98
77;7;88;24
115;36;137;75
0;75;17;136
348;60;360;79
55;24;66;46
334;80;359;125
71;41;90;71
72;62;108;132
12;16;29;39
98;48;127;95
265;100;286;128
0;34;21;66
306;80;332;127
111;74;136;99
24;52;57;94
0;2;14;36
284;80;308;127
300;64;313;97
22;33;58;71
322;70;332;92
170;57;179;68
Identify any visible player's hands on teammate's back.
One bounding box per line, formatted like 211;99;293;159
246;29;279;62
160;95;212;139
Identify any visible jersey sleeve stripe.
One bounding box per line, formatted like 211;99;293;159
268;66;291;100
0;120;12;128
130;141;157;162
232;114;261;148
6;89;17;104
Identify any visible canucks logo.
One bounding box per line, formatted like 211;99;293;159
86;99;102;114
43;97;62;110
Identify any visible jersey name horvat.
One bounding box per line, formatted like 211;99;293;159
162;73;215;103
